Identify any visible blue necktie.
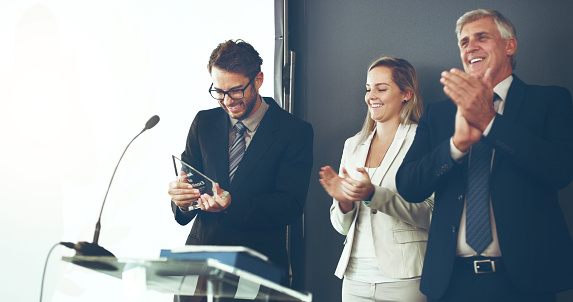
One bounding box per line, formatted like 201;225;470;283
465;141;493;254
229;121;247;183
465;93;499;254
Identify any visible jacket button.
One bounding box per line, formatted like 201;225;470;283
452;226;457;233
371;209;378;214
458;195;464;201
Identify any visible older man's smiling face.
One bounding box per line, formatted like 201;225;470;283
459;17;516;85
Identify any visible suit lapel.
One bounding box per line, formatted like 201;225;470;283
355;132;374;172
208;109;231;188
492;75;527;171
229;98;279;190
372;123;411;185
501;75;527;123
353;124;411;186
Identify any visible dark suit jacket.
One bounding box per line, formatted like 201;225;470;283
396;75;573;300
171;97;313;278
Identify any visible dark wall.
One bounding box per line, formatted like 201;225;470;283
288;1;573;301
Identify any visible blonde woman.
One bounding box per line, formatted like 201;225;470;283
320;57;433;302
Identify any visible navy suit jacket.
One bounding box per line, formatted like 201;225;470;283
396;75;573;299
171;97;313;276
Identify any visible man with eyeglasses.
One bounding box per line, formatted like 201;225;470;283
168;39;314;296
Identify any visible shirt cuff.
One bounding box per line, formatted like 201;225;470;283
450;137;468;162
179;206;196;216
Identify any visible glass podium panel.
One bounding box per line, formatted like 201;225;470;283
62;256;312;301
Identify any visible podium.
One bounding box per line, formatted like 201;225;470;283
62;255;312;301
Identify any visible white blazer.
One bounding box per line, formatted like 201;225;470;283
330;123;433;279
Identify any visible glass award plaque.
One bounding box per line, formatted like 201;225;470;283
172;155;216;209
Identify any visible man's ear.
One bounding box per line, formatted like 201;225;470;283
254;71;264;90
506;38;517;56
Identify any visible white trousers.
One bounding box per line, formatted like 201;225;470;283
342;278;426;302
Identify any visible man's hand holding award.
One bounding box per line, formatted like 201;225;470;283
169;155;231;212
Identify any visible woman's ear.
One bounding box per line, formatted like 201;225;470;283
403;90;413;103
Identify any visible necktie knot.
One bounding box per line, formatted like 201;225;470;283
234;121;247;136
493;93;501;103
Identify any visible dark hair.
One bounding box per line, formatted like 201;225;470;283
207;39;263;78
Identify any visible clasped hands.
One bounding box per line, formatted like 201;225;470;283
168;171;231;212
441;68;497;152
319;166;375;213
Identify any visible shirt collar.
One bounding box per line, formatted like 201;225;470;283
230;95;269;132
493;75;513;102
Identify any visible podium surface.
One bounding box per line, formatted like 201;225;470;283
62;255;312;301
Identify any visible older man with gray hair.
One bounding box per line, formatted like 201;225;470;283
396;9;573;302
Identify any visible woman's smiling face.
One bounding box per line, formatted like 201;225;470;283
365;66;408;124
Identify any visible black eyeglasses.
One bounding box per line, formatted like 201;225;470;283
209;76;255;101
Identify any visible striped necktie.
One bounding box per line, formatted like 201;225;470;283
229;121;247;183
465;93;499;254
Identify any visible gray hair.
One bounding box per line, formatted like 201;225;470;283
455;9;517;70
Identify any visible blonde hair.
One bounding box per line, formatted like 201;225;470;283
357;56;423;145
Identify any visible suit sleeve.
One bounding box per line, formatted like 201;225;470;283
396;102;459;203
368;188;434;229
170;112;203;226
329;138;357;235
330;202;356;236
220;121;314;229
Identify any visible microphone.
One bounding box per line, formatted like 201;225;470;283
62;115;160;263
145;115;160;131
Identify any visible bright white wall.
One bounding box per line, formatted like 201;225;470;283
0;1;275;301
